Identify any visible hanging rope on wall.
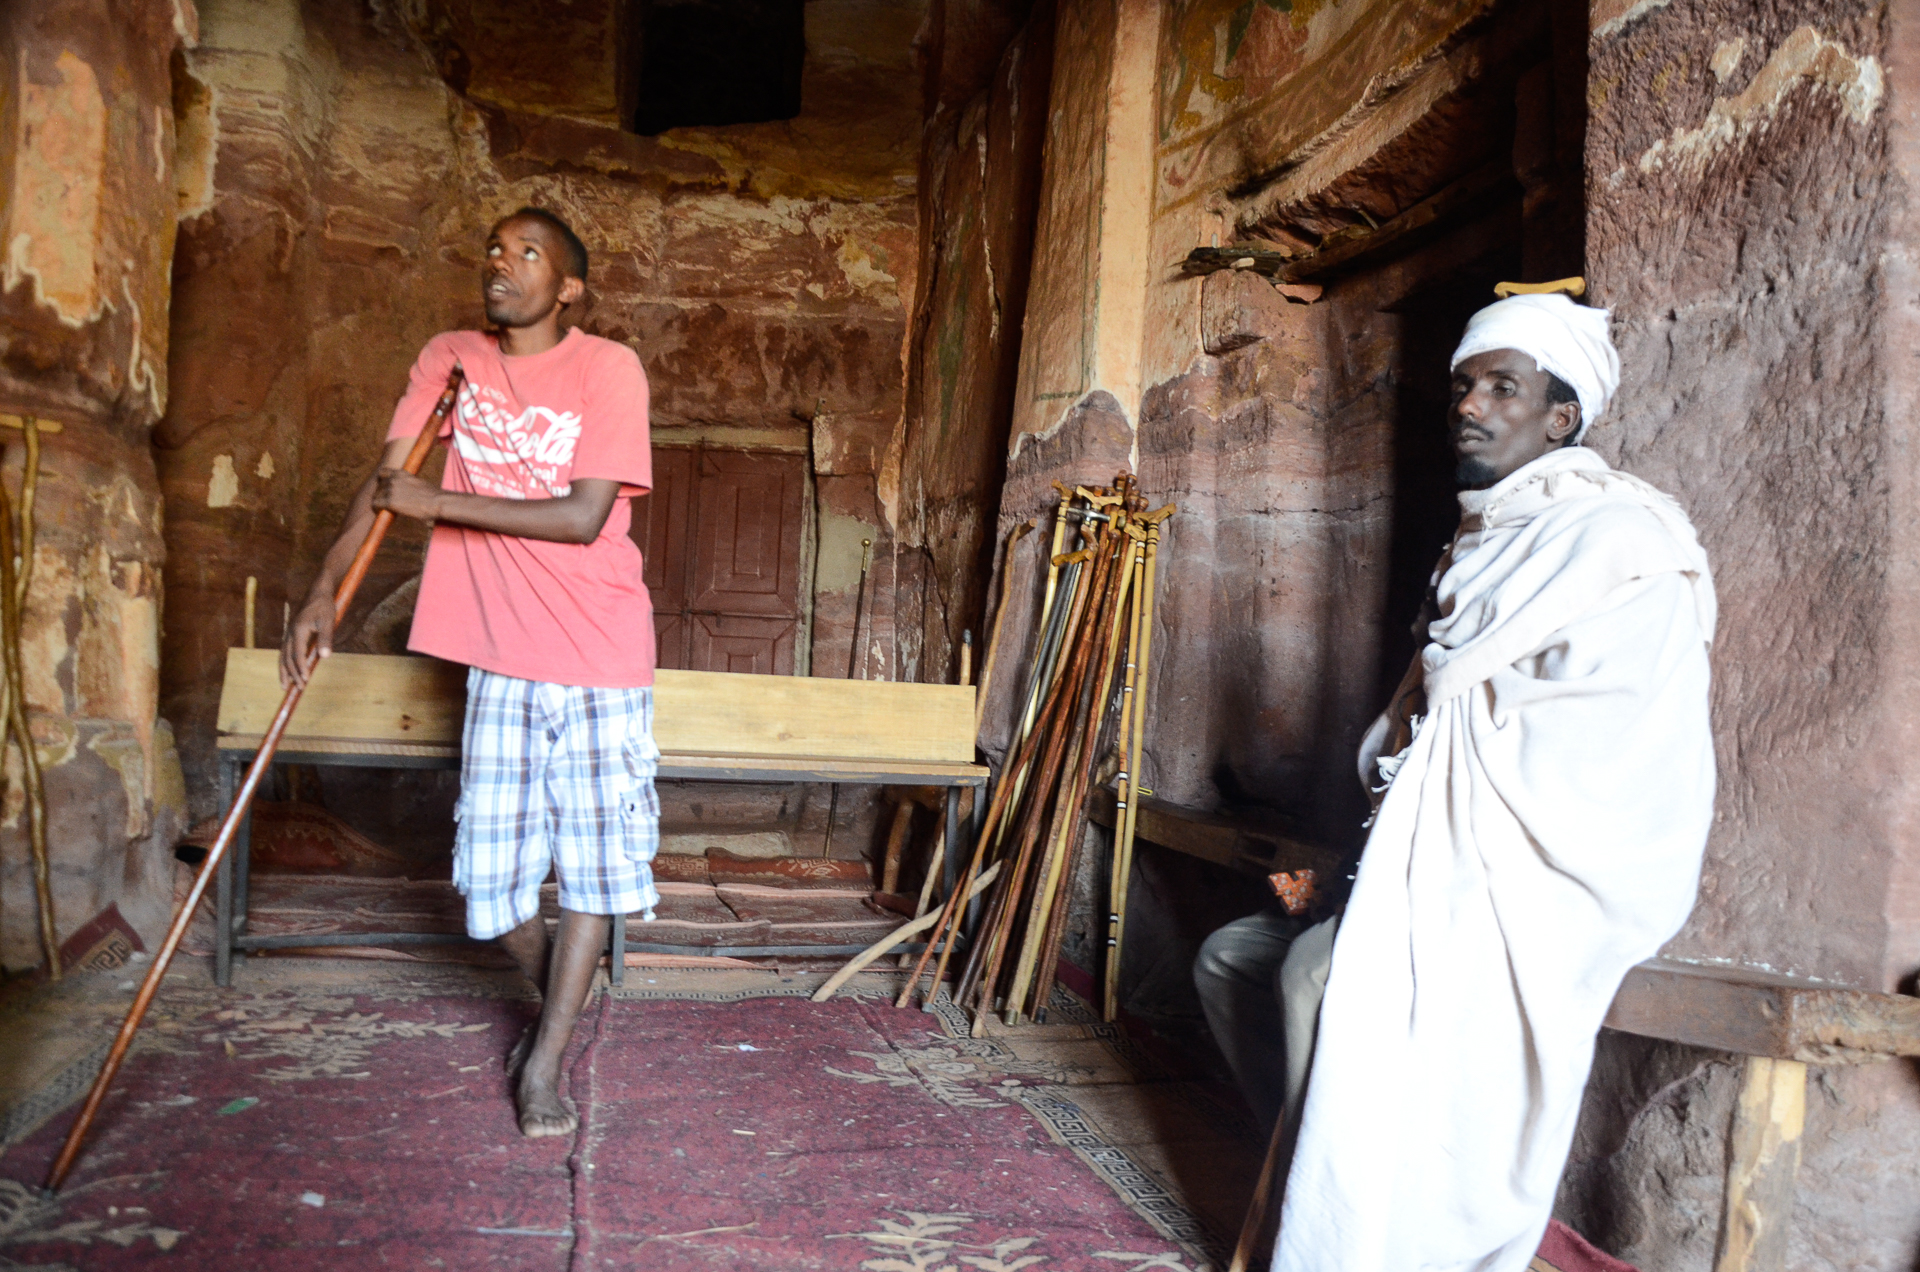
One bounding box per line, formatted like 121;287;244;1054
0;416;55;976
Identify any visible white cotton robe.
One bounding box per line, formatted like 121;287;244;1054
1273;446;1716;1272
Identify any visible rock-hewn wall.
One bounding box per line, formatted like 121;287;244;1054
1559;4;1920;1268
1589;0;1894;991
159;0;924;862
894;0;1051;686
0;0;196;969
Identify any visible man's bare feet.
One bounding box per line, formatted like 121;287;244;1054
516;1069;577;1139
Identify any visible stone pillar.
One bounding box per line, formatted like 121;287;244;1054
0;0;196;968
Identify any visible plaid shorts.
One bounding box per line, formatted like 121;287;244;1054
453;668;661;939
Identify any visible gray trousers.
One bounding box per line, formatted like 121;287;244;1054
1193;909;1339;1132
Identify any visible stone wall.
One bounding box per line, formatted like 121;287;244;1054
894;0;1051;687
0;0;196;969
158;0;924;858
1559;3;1920;1267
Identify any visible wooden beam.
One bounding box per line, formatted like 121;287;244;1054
1182;160;1518;285
1606;958;1920;1062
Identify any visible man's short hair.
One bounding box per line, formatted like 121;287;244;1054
1544;371;1582;446
503;207;589;282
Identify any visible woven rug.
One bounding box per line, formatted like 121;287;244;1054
0;961;1254;1271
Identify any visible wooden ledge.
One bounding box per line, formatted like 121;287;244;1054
1087;790;1345;880
1606;958;1920;1064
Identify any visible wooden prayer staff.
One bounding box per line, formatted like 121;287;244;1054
895;477;1173;1035
42;367;466;1195
1105;503;1172;1021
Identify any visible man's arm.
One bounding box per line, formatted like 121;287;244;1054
371;469;621;546
278;446;622;688
280;437;416;688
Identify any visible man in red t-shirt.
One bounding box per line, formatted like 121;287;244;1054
282;208;656;1138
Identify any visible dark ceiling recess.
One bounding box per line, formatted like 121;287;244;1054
628;0;806;135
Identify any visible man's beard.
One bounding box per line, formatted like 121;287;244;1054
1454;454;1499;490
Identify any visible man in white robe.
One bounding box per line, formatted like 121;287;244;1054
1272;294;1717;1272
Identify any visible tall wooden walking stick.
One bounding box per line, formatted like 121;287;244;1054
1105;504;1173;1023
1103;527;1147;1020
1230;1112;1291;1272
43;367;465;1194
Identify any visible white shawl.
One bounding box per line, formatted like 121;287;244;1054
1275;447;1716;1272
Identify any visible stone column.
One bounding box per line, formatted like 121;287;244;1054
0;0;196;968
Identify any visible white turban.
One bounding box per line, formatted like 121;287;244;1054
1450;293;1621;441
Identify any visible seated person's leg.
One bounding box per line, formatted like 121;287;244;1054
1194;908;1303;1130
1277;913;1339;1123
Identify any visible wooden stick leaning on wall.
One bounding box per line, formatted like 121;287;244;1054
0;418;53;976
1002;524;1132;1025
897;545;1098;1011
940;542;1098;1012
1105;505;1173;1024
1017;486;1076;745
962;537;1121;1028
955;545;1103;1012
1103;524;1147;1019
1027;476;1141;1021
43;367;466;1194
1026;547;1136;1023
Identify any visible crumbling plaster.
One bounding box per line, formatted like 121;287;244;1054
0;0;197;969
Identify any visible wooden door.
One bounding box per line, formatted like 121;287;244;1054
633;446;805;674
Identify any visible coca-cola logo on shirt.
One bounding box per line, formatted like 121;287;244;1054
453;382;583;498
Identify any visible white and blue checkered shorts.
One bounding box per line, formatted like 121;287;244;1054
452;668;661;940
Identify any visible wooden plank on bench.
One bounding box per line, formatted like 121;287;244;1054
651;668;975;763
217;649;982;769
1605;958;1920;1063
218;650;466;749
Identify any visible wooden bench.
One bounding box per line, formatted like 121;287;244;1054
211;649;987;986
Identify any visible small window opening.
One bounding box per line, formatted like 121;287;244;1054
626;0;806;136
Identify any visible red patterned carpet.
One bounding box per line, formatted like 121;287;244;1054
0;963;1241;1271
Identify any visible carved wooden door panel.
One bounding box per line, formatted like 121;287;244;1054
633;446;804;674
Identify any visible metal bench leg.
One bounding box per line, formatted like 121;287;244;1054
964;780;988;937
214;758;235;988
609;911;625;987
234;760;253;946
943;788;961;899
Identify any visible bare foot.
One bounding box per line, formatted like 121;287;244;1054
516;1070;578;1139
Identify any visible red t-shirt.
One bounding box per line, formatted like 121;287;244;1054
385;327;656;688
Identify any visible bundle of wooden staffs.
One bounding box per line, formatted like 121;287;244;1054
898;476;1173;1030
